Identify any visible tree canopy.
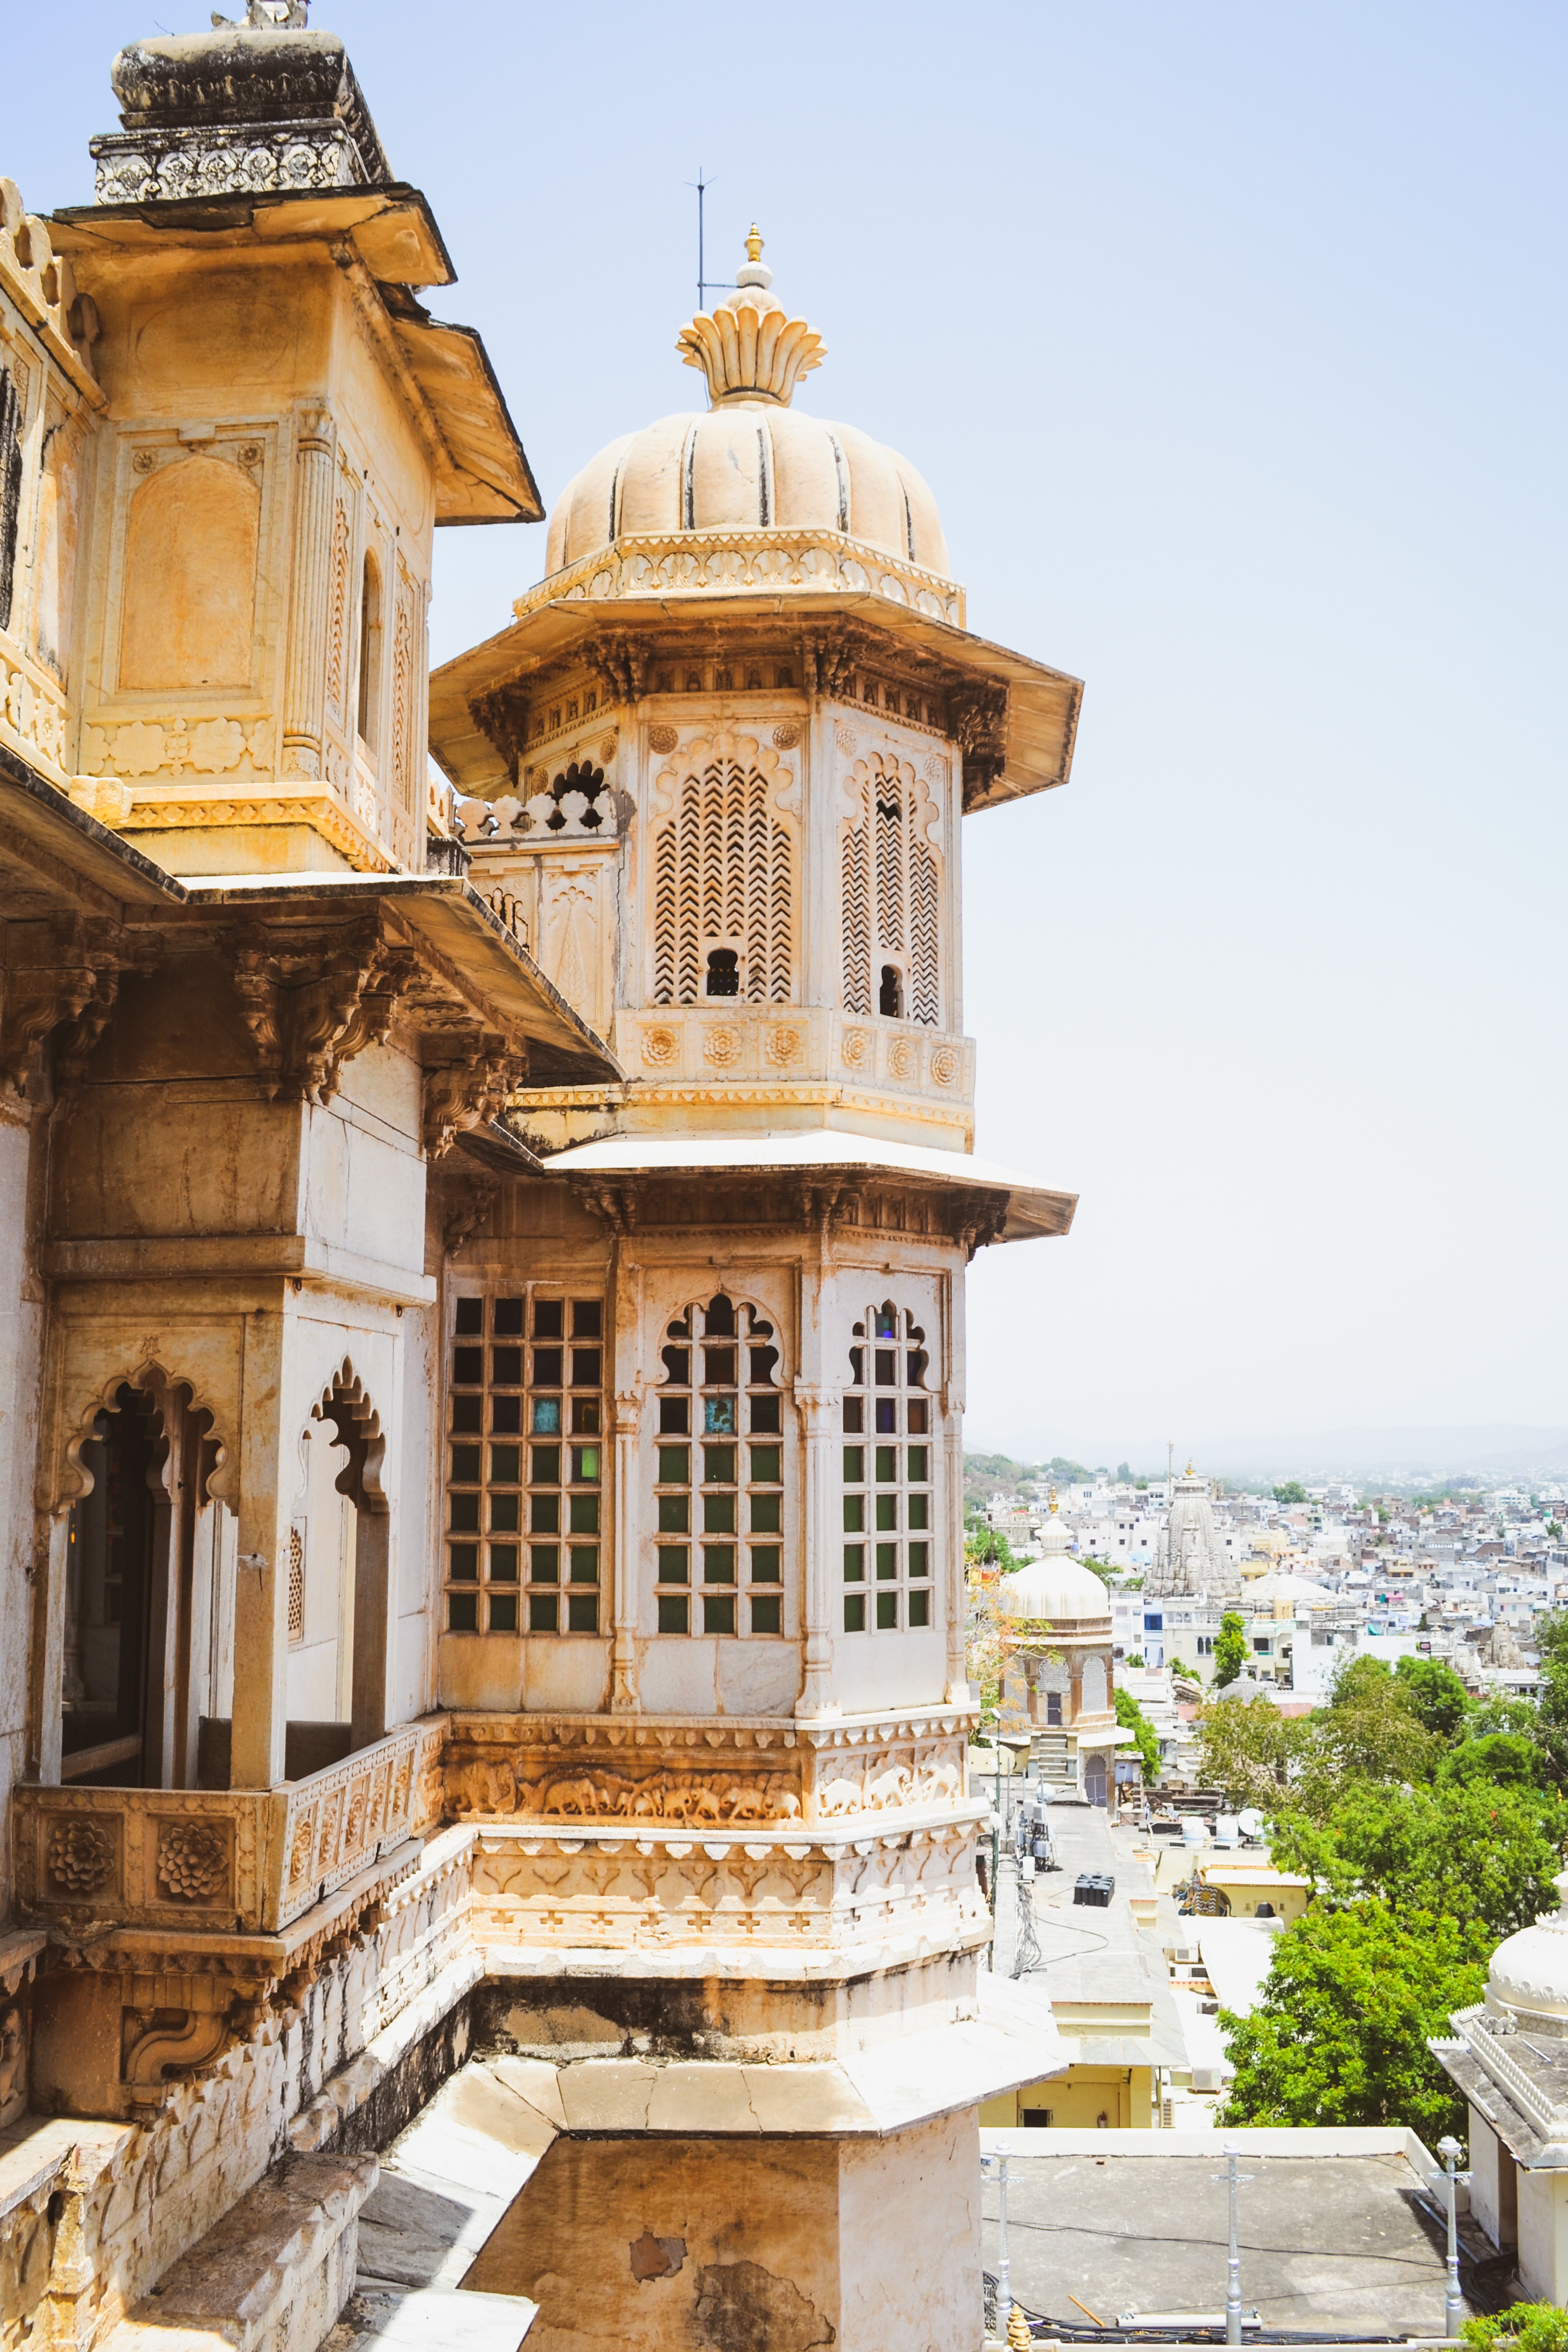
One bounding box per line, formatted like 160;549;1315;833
1115;1685;1160;1782
1213;1609;1249;1688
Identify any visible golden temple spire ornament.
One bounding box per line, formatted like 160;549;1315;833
676;228;826;409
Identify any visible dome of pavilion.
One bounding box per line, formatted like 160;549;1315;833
998;1511;1111;1625
543;230;950;579
1488;1871;1568;2022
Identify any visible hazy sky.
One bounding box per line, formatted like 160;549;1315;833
11;2;1566;1469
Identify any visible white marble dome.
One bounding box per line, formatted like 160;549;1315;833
543;235;949;579
998;1540;1112;1626
1488;1872;1568;2021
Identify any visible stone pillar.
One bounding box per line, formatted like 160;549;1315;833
281;403;336;781
230;1302;289;1789
795;1384;836;1717
608;1239;640;1711
944;1267;969;1703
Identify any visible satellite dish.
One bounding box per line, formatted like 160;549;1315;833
1238;1807;1264;1838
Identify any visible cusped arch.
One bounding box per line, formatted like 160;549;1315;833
311;1359;387;1512
55;1357;234;1518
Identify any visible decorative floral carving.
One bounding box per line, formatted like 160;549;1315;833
642;1027;679;1068
764;1026;802;1067
835;723;857;756
888;1038;915;1081
189;718;248;773
156;1821;228;1901
703;1027;742;1068
772;722;801;750
343;1782;370;1854
131;449;157;475
841;1028;869;1069
930;1045;959;1086
923;752;950;786
599;732;619;764
647;724;679;754
288;1811;317;1887
46;1819;112;1895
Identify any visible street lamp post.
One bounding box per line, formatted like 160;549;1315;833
1213;2138;1252;2347
1436;2136;1468;2339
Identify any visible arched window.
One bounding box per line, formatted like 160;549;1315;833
653;1294;784;1638
878;964;903;1018
356;550;382;749
840;1302;933;1634
705;947;740;998
841;759;944;1025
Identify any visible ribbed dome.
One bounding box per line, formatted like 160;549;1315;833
998;1555;1112;1625
542;231;949;580
1489;1872;1568;2020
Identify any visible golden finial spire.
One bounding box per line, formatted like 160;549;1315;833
676;228;826;409
745;223;764;264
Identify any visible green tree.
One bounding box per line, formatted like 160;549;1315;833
1463;2305;1568;2352
1115;1686;1160;1783
1195;1693;1307;1808
964;1522;1021;1574
1221;1903;1485;2137
1272;1480;1308;1505
1393;1654;1469;1740
1269;1780;1562;1940
1213;1610;1249;1688
1437;1733;1545;1795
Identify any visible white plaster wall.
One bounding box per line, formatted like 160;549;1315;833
1514;2166;1568;2304
837;2106;982;2352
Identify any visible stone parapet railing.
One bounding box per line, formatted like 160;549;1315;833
513;529;966;630
14;1717;447;1935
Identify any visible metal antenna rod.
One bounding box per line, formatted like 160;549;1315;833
685;166;737;310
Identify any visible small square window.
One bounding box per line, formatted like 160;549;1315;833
704;1493;736;1535
703;1545;737;1585
908;1446;929;1482
572;1445;601;1482
569;1546;599;1584
874;1399;897;1434
662;1346;691;1388
876;1542;899;1579
874;1309;897;1339
842;1396;864;1434
451;1444;481;1483
492;1395;522;1435
843;1496;865;1533
571;1348;601;1387
751;1595;782;1635
492;1346;523;1387
875;1446;898;1483
449;1542;479;1581
531;1494;560;1535
703;1595;737;1635
875;1494;898;1531
531;1444;561;1485
488;1544;518;1581
451;1395;482;1434
572;1398;601;1435
658;1493;691;1533
455;1298;484;1336
449;1590;479;1631
843;1447;865;1483
909;1493;929;1530
906;1355;922;1387
876;1592;898;1629
494;1297;525;1337
908;1400;929;1435
533;1300;564;1339
749;1393;781;1434
530;1396;561;1435
452;1347;484;1386
844;1594;867;1632
573;1300;602;1338
750;1444;781;1484
909;1541;930;1579
750;1493;781;1534
489;1591;519;1632
569;1493;600;1535
530;1545;560;1583
450;1493;480;1534
657;1546;691;1584
658;1444;691;1484
658;1594;690;1634
489;1443;520;1484
843;1544;865;1582
703;1443;737;1484
874;1350;897;1386
704;1346;737;1386
704;1396;737;1435
533;1348;564;1387
749;1346;776;1384
529;1592;559;1632
750;1546;782;1583
908;1588;930;1628
659;1395;691;1435
489;1494;520;1533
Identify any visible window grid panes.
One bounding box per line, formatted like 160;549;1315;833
654;1293;784;1637
446;1292;603;1634
841;1301;933;1634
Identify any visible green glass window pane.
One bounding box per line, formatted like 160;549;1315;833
703;1396;736;1435
569;1493;600;1535
749;1444;781;1484
450;1444;481;1483
488;1443;520;1485
749;1393;781;1434
750;1492;781;1534
448;1544;478;1582
750;1546;782;1583
702;1444;736;1484
843;1496;865;1533
489;1493;520;1533
844;1594;866;1632
876;1591;898;1629
908;1493;929;1530
572;1445;601;1483
842;1447;865;1483
657;1444;690;1485
703;1492;736;1535
875;1494;897;1531
530;1444;560;1484
657;1546;690;1584
908;1446;929;1483
908;1588;931;1627
450;1493;480;1534
451;1395;482;1434
703;1594;737;1635
530;1494;560;1535
488;1545;518;1582
568;1546;599;1585
530;1396;561;1435
843;1544;865;1583
875;1446;898;1483
702;1545;736;1585
448;1591;479;1631
908;1542;930;1579
657;1594;690;1635
751;1595;782;1635
658;1493;690;1533
489;1592;518;1632
876;1543;898;1579
567;1593;599;1633
530;1544;560;1583
528;1592;558;1632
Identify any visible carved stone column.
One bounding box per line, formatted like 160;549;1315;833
281;402;336;781
794;1383;837;1718
943;1387;969;1704
608;1238;641;1712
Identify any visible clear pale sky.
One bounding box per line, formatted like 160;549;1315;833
11;3;1565;1472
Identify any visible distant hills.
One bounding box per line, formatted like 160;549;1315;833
965;1426;1568;1490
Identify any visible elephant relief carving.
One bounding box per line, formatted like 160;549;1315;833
448;1763;801;1825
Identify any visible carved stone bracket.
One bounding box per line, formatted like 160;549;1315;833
584;633;648;706
423;1042;526;1160
232;919;421;1104
442;1172;500;1259
950;681;1009;805
1;916;159;1097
